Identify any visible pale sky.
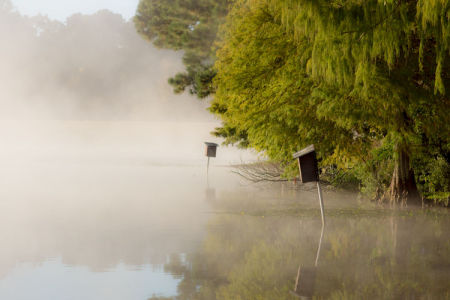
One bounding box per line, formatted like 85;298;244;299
10;0;140;21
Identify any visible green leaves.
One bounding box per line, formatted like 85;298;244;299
212;0;357;166
134;0;229;96
134;0;449;202
212;0;449;202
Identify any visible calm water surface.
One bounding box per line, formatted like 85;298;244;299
0;161;448;300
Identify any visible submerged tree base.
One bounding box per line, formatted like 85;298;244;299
383;149;422;207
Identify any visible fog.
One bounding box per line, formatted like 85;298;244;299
0;2;256;165
0;164;240;275
0;4;210;121
0;3;256;298
0;5;448;297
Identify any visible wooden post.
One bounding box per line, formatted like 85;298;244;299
205;142;218;183
317;181;325;227
293;145;325;225
315;214;325;267
291;145;326;299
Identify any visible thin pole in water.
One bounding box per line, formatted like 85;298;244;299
315;219;324;267
317;181;325;227
315;181;325;267
205;142;218;182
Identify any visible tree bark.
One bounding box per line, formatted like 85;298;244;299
387;148;421;206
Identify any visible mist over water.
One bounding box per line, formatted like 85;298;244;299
0;3;256;164
0;3;257;299
0;161;252;299
1;2;448;300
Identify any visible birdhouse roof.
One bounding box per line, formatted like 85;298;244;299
204;142;219;147
293;144;315;159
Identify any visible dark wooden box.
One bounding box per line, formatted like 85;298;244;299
293;145;319;183
205;142;218;158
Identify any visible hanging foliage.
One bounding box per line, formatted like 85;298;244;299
211;0;450;204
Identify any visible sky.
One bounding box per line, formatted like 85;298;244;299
10;0;140;21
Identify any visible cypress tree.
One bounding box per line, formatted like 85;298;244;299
212;0;450;204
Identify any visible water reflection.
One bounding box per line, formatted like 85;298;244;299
0;160;448;299
152;188;450;300
292;218;324;299
0;162;242;299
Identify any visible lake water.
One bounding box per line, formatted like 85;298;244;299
0;122;448;299
0;162;448;300
0;162;227;299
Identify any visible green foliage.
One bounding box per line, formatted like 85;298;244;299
134;0;229;97
271;0;450;95
134;0;449;201
415;151;450;205
168;73;192;94
211;0;450;202
211;0;363;166
194;67;217;98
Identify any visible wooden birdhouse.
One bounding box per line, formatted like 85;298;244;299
204;142;218;158
293;145;319;183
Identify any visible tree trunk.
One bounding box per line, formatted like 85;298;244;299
388;148;421;206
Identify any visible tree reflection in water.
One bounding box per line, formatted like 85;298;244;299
150;203;449;300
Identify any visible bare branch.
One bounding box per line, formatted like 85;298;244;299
231;162;288;183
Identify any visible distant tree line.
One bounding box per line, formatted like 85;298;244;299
0;4;143;114
135;0;450;205
0;0;208;121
